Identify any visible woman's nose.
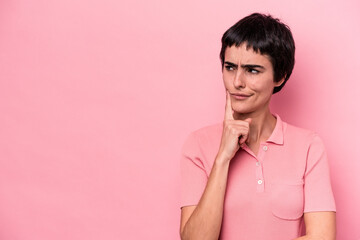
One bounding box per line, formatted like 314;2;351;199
233;70;246;89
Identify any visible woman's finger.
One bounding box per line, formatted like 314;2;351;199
225;91;234;121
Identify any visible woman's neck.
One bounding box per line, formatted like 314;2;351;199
233;108;276;145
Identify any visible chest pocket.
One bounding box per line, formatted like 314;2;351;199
270;180;304;220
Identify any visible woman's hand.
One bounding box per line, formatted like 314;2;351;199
217;91;252;162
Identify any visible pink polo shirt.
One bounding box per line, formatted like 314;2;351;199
180;114;336;240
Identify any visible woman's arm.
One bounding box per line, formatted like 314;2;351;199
180;155;230;240
180;91;251;240
296;132;336;240
294;212;336;240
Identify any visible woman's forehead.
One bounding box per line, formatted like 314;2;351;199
224;45;272;66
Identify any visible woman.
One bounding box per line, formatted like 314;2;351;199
179;13;336;240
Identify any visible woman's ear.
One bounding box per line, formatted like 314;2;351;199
274;77;285;87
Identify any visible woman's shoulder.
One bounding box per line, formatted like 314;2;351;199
181;123;223;171
282;120;323;144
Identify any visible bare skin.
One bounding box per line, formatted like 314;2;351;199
180;44;335;240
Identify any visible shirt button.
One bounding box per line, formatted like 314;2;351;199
257;180;263;185
256;162;260;166
262;146;268;151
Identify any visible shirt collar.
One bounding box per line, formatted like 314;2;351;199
266;113;284;145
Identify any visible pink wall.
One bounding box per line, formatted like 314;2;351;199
0;0;359;239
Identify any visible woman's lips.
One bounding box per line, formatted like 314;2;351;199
231;93;252;100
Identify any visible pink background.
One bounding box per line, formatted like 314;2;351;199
0;0;359;239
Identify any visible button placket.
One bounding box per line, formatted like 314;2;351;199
255;144;268;193
255;159;264;192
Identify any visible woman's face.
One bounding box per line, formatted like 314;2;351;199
222;44;284;117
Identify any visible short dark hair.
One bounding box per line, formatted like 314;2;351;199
219;13;295;94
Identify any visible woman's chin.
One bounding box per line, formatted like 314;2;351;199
232;106;254;114
232;109;253;117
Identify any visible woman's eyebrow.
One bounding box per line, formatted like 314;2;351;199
224;61;265;69
241;64;265;69
224;61;237;67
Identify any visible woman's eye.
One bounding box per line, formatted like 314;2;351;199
225;65;234;71
247;68;259;74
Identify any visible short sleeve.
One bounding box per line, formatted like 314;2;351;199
180;132;208;208
304;134;336;213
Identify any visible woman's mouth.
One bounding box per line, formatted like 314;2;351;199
231;93;252;100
